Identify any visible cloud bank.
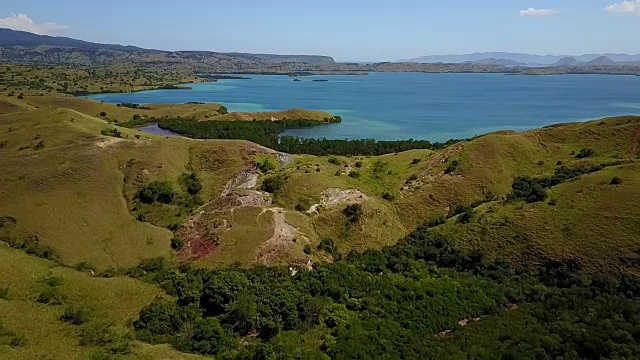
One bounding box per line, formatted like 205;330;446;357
605;0;640;14
0;13;70;35
519;8;561;17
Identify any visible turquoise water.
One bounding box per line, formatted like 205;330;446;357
87;73;640;141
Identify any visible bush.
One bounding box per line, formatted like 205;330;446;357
328;157;340;165
0;286;9;300
343;204;363;223
317;238;337;256
9;334;27;347
34;140;45;150
354;161;363;168
381;192;395;201
60;305;91;325
575;148;595;159
179;173;202;195
218;105;228;115
136;181;176;204
171;237;185;250
348;170;360;178
261;175;286;194
610;176;622;185
303;245;312;255
100;128;122;138
427;216;446;227
444;160;459;174
17;93;24;99
257;159;277;173
406;174;418;183
458;207;475;224
99;111;107;117
412;158;421;164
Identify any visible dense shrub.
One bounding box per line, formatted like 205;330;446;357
317;238;337;256
136;181;176;204
257;159;277;173
179;173;202;195
343;204;363;223
158;117;461;156
610;176;622;185
170;237;184;250
444;159;459;174
381;191;395;201
60;305;91;325
0;286;8;300
575;148;595;159
510;163;620;202
261;175;286;194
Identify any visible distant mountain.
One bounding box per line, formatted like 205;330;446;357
465;58;524;66
0;28;149;52
586;56;616;66
0;28;335;65
403;52;640;65
554;57;581;66
226;53;334;65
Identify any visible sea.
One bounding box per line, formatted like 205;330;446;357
87;72;640;142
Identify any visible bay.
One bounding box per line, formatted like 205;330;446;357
87;72;640;142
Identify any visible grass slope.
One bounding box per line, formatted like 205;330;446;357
0;246;202;359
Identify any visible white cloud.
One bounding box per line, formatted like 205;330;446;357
605;0;640;14
519;8;562;17
0;13;70;35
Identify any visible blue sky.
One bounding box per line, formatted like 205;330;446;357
1;0;639;61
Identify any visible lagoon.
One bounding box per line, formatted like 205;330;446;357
87;73;640;142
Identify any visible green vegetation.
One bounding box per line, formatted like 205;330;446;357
136;181;176;205
170;237;184;251
261;174;287;194
343;204;363;223
158;117;462;156
510;162;624;203
118;103;151;110
132;228;640;358
179;173;202;196
100;127;123;138
444;159;459;174
575;147;595;159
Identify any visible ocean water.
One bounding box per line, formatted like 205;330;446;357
87;72;640;142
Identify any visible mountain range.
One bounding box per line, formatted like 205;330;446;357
403;52;640;66
0;28;335;65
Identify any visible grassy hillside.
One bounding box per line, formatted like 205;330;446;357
2;90;639;274
0;245;203;359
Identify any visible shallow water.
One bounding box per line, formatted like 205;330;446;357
88;73;640;141
138;123;182;137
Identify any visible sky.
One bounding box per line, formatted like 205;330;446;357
1;0;639;62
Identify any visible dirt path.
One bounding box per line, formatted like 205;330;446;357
256;208;309;264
